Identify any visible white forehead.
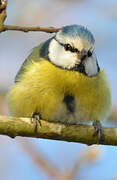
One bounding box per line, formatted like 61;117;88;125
56;25;95;51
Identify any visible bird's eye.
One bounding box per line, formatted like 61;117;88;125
64;44;72;51
64;44;79;53
88;50;92;57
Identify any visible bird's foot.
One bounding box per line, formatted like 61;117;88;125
31;112;42;133
93;120;105;144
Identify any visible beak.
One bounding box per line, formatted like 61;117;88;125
78;49;88;61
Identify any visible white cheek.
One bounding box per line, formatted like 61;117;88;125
49;40;80;69
84;54;98;76
55;48;77;69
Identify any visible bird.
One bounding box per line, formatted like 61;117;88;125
7;24;111;141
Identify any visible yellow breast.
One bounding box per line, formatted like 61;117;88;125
7;59;111;123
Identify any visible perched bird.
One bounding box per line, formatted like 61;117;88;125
7;25;111;140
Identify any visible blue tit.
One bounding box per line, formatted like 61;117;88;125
7;25;111;138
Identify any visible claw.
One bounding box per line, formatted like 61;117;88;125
31;112;41;133
93;120;105;143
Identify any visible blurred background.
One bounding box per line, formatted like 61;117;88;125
0;0;117;179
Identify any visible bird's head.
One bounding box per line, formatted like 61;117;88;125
42;25;100;77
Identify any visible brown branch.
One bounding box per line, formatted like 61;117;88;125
18;140;100;180
19;140;58;180
2;25;61;33
0;115;117;146
0;0;61;33
66;147;100;180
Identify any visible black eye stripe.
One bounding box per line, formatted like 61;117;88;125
54;38;79;53
54;37;93;56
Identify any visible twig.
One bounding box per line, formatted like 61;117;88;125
0;115;117;146
2;25;61;33
19;140;58;180
0;0;61;33
66;146;100;180
18;140;100;180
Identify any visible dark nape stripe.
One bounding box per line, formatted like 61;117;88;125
40;37;55;60
97;61;100;72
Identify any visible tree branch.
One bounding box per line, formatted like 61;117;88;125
2;25;61;33
19;140;58;180
0;115;117;146
0;0;61;33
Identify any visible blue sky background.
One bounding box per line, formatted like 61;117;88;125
0;0;117;179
